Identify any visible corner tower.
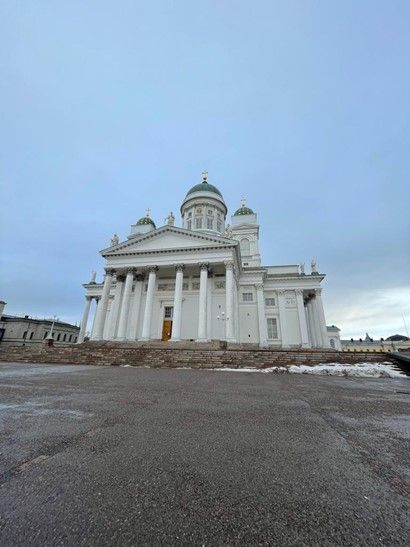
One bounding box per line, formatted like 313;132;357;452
180;171;227;236
230;199;261;267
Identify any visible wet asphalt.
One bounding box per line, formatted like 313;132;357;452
0;362;409;546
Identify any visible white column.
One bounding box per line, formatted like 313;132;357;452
116;268;135;340
108;274;125;339
307;299;317;347
94;269;114;340
90;298;100;340
78;296;92;343
277;290;290;348
140;266;157;341
207;272;213;340
315;289;329;348
295;289;310;348
197;263;209;341
225;261;235;341
305;299;313;346
171;264;184;341
128;274;144;340
256;284;268;347
311;296;324;347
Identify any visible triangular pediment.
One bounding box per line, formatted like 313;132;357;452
101;226;237;256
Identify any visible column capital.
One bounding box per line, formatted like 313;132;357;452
175;264;185;272
85;295;93;302
126;267;136;275
224;260;234;270
255;283;264;291
315;288;322;296
135;273;145;282
199;262;209;271
105;268;115;276
116;273;126;283
147;265;159;274
295;289;304;297
277;289;287;295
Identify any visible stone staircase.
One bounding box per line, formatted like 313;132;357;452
0;341;389;369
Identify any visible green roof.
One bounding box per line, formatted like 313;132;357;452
136;216;156;227
234;205;254;216
186;182;223;198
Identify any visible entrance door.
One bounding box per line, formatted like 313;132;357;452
162;306;173;341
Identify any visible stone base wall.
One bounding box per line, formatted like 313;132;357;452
0;341;390;369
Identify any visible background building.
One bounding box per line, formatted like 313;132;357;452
342;333;410;353
0;302;80;347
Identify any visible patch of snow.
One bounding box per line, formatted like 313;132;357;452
287;363;405;378
212;363;405;378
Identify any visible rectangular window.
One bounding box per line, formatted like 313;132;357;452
242;292;253;302
265;298;275;306
164;306;173;319
188;211;192;218
207;209;213;215
267;318;278;339
216;220;222;232
195;218;202;229
207;218;213;230
187;220;192;230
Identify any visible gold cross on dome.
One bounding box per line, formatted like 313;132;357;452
241;197;246;207
145;208;151;217
202;170;208;182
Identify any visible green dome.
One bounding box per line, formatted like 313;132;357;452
136;216;156;228
186;181;223;198
234;205;254;216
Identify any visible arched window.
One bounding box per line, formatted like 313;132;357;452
63;334;67;341
57;333;61;341
240;238;250;256
29;332;34;340
330;339;335;349
43;331;48;339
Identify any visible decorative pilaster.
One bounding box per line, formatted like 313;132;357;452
78;296;92;343
140;266;158;340
116;268;135;340
225;261;235;341
305;298;314;346
93;269;115;340
171;264;184;341
90;297;100;340
256;284;268;347
277;290;290;348
295;289;310;348
197;263;209;341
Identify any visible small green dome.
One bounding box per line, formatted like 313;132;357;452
186;181;222;198
234;205;254;216
136;216;156;228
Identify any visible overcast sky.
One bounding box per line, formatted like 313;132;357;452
1;1;409;339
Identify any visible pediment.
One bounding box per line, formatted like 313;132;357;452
101;226;237;256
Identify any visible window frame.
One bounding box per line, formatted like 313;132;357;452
267;317;278;339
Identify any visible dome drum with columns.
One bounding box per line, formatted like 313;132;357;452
78;173;339;349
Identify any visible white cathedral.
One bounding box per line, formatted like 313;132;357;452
78;173;341;349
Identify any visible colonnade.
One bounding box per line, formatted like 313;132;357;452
78;261;237;343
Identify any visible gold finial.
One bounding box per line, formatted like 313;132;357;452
240;197;246;207
202;170;208;183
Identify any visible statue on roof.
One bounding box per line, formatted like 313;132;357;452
311;259;318;274
166;212;175;226
90;270;96;283
110;233;119;246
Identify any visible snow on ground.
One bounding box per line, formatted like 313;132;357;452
213;363;405;378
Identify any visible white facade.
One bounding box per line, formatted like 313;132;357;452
79;174;333;348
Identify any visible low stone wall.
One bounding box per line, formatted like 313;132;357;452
0;341;389;369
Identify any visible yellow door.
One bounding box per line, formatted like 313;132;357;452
162;320;173;341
